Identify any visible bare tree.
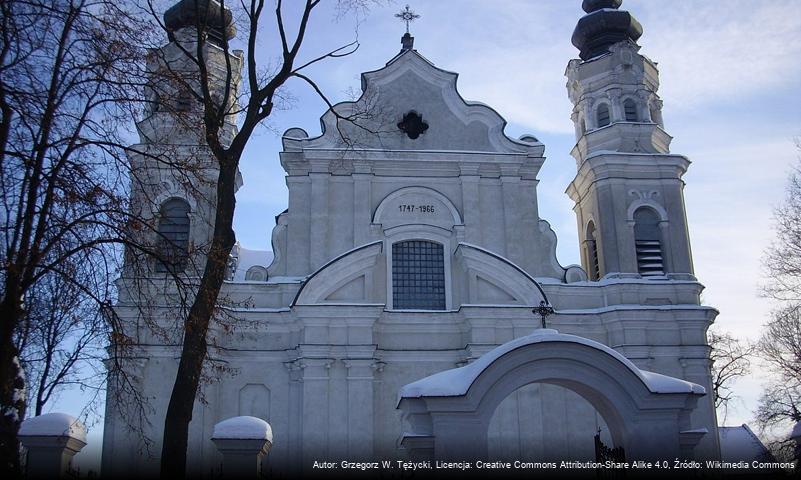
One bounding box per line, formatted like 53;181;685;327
757;145;801;459
754;304;801;463
763;142;801;304
14;261;109;418
0;0;156;472
756;305;801;427
707;329;755;421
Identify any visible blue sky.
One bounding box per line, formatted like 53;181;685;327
61;0;801;471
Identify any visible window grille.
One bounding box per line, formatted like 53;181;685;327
156;198;190;273
633;208;664;276
624;99;638;122
597;104;611;127
392;240;446;310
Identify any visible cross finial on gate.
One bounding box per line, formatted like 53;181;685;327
532;300;555;329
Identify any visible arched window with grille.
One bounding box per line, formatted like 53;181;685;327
596;103;611;127
623;99;638;122
156;198;190;273
633;208;664;276
391;240;446;310
585;222;601;281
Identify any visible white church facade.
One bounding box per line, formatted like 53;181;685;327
103;0;721;476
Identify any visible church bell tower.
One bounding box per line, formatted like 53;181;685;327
126;0;242;277
105;4;243;472
565;0;695;281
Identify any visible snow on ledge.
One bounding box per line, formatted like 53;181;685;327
19;413;86;441
212;416;273;442
398;329;705;403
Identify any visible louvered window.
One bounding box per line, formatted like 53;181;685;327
624;99;638;122
597;104;611;127
156;198;190;273
634;208;664;276
392;240;446;310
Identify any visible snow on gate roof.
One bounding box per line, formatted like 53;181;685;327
398;328;705;403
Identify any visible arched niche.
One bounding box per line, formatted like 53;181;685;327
238;384;271;422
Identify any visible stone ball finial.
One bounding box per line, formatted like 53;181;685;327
582;0;623;13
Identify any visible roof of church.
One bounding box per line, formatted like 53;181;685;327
718;425;773;463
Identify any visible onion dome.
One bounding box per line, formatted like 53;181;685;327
164;0;236;46
571;0;643;61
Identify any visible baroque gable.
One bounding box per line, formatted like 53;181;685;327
283;50;544;156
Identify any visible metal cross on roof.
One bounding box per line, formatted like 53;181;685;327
395;5;420;34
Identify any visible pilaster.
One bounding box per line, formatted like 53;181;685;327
298;358;333;464
344;359;377;458
310;172;330;270
459;165;481;245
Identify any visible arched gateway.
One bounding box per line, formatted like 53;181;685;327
398;329;708;461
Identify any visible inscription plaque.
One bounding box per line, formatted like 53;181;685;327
375;189;458;230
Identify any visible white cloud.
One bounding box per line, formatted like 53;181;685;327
633;0;801;111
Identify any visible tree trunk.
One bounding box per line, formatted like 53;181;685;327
160;161;238;478
0;285;25;476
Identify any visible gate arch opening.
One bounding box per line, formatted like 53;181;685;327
488;382;613;461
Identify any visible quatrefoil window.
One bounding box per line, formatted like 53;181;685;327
397;111;429;139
